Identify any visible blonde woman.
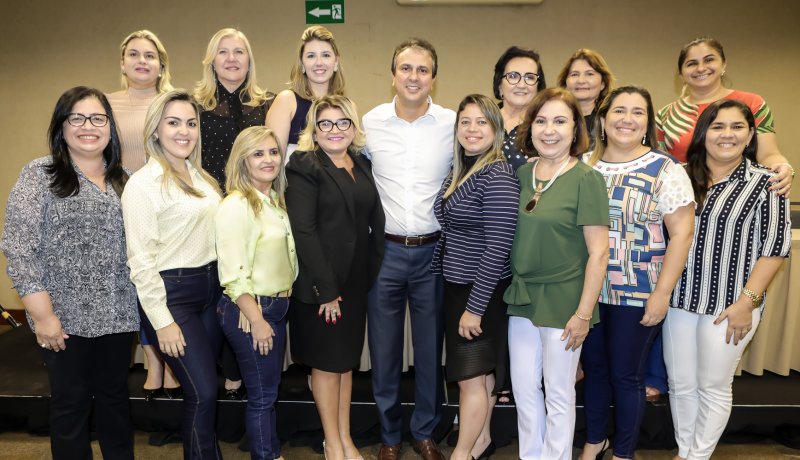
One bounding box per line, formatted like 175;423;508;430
194;27;274;398
122;89;223;459
194;28;274;188
430;94;519;460
216;126;298;460
267;25;345;157
105;29;179;401
285;95;384;460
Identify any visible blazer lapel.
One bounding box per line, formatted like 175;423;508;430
315;149;356;220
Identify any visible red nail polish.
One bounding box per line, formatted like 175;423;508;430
326;318;330;324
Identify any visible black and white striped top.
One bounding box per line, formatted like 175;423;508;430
670;159;791;316
431;161;520;316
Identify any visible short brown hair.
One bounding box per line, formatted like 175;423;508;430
391;38;438;77
516;87;589;158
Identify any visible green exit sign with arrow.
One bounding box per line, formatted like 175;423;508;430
306;1;345;24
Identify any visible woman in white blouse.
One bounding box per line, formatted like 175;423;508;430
215;126;298;460
122;89;223;459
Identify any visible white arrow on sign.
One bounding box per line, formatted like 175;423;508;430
309;7;331;17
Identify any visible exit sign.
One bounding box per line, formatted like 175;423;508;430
306;1;344;24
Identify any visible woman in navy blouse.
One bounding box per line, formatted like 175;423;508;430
665;99;791;460
431;94;520;460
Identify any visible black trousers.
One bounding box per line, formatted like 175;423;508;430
41;332;135;460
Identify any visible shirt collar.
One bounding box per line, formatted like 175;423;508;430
728;157;751;183
381;96;441;122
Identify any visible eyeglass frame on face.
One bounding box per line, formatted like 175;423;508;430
316;118;353;132
503;71;539;87
66;113;110;128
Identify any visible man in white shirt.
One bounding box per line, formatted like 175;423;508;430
362;38;455;460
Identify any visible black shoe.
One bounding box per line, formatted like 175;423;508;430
163;387;183;399
143;387;164;402
475;441;495;460
224;387;245;400
592;439;611;460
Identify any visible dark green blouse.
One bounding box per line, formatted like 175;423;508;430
504;160;610;329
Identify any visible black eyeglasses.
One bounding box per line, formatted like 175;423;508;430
67;113;110;128
503;71;539;87
317;118;353;132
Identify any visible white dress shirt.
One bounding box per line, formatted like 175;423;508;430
122;158;221;330
362;96;456;236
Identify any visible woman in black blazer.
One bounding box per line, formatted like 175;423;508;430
285;95;384;460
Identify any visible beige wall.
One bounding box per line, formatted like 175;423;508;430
1;0;799;310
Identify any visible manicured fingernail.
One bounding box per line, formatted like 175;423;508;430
326;318;330;324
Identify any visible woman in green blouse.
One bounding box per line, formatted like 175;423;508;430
504;87;610;460
215;126;298;460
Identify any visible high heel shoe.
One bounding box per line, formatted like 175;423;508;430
592;439;610;460
143;387;163;402
163;386;183;399
474;441;495;460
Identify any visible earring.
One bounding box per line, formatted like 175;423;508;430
572;137;576;144
642;133;647;145
601;130;606;141
301;66;306;74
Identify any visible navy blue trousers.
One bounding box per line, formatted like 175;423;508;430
140;262;223;460
367;240;444;445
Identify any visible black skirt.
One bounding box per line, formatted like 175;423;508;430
443;277;511;393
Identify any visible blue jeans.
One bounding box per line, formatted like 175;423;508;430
581;302;661;459
140;262;223;460
367;240;444;445
218;294;289;460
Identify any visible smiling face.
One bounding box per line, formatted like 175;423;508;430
680;42;726;93
315;107;354;156
531;100;575;160
500;57;539;111
457;103;495;157
704;107;754;166
392;47;435;107
213;36;250;90
246;137;282;193
301;39;338;86
565;59;604;105
602;92;648;150
63;97;111;160
156;100;199;168
121;38;161;90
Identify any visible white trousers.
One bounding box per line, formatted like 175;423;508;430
663;307;760;460
508;316;582;460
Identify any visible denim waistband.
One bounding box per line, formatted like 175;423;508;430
159;261;217;277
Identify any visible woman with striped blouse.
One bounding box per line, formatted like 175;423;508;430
665;99;791;460
431;94;519;460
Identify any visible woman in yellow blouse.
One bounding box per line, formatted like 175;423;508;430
215;126;298;460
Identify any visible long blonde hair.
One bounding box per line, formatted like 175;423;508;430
289;26;346;99
297;95;365;154
193;28;269;111
225;126;287;212
119;30;173;93
144;89;221;197
443;94;506;199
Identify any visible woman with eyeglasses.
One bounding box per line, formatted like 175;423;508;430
2;87;138;459
492;46;546;171
267;25;345;158
106;29;181;402
578;86;695;460
284;95;384;460
122;90;224;459
504;88;609;460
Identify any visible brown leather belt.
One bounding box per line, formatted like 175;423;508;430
385;232;441;247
